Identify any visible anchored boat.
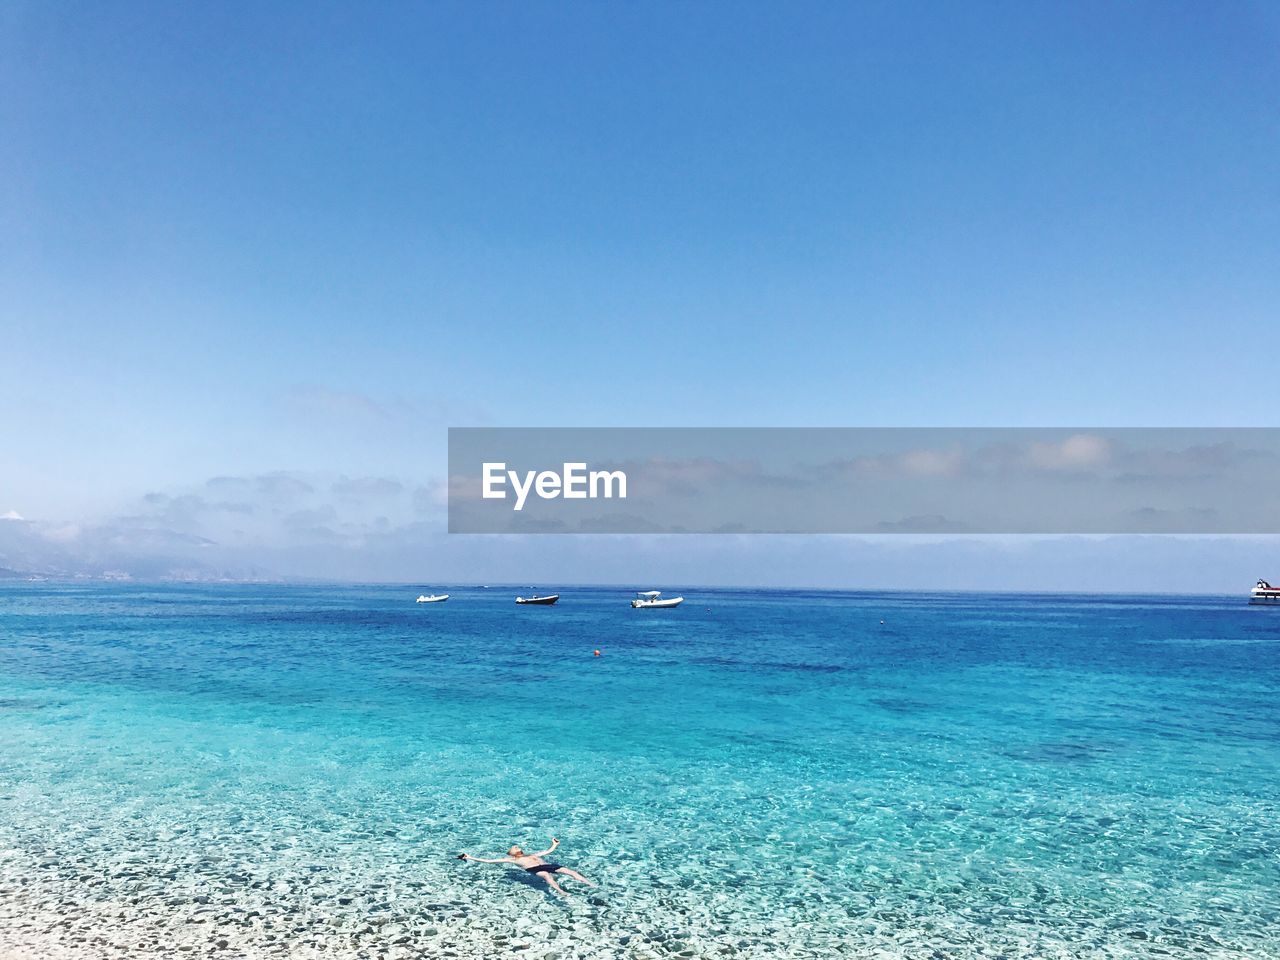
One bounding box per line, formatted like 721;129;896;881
416;594;449;603
516;594;559;605
1250;580;1280;604
631;591;684;609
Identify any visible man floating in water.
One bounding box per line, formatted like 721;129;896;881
459;837;595;897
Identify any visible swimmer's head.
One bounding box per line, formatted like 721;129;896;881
509;846;523;857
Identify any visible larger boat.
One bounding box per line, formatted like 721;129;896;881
416;593;449;603
516;594;559;605
1250;580;1280;604
631;590;684;609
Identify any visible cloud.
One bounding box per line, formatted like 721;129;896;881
42;523;81;543
0;469;428;579
814;433;1267;487
6;479;1280;594
898;448;966;477
812;446;964;482
1112;441;1273;484
282;506;338;529
821;436;1111;482
606;457;801;498
1026;434;1113;472
1;510;23;521
125;493;256;533
412;481;447;515
255;473;316;498
445;473;486;504
331;476;404;499
205;473;315;498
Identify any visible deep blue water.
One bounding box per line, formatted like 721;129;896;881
1;582;1278;958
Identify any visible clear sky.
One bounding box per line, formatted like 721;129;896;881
2;2;1279;584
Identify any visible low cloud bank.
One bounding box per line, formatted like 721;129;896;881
1;473;1277;593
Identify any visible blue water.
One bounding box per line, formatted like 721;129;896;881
1;583;1278;958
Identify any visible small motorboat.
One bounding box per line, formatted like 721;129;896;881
1250;579;1280;604
631;591;684;609
516;594;559;605
416;594;449;603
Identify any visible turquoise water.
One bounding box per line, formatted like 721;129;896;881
1;583;1278;958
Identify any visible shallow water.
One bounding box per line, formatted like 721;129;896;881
1;583;1278;958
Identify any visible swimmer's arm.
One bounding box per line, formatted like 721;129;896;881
527;839;558;860
461;854;512;864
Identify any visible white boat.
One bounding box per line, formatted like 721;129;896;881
416;594;449;603
1250;580;1280;604
631;590;684;609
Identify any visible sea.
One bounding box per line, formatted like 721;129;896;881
0;582;1277;959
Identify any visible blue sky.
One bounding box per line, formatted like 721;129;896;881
3;2;1279;583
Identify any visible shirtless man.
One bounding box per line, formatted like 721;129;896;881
460;838;594;897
